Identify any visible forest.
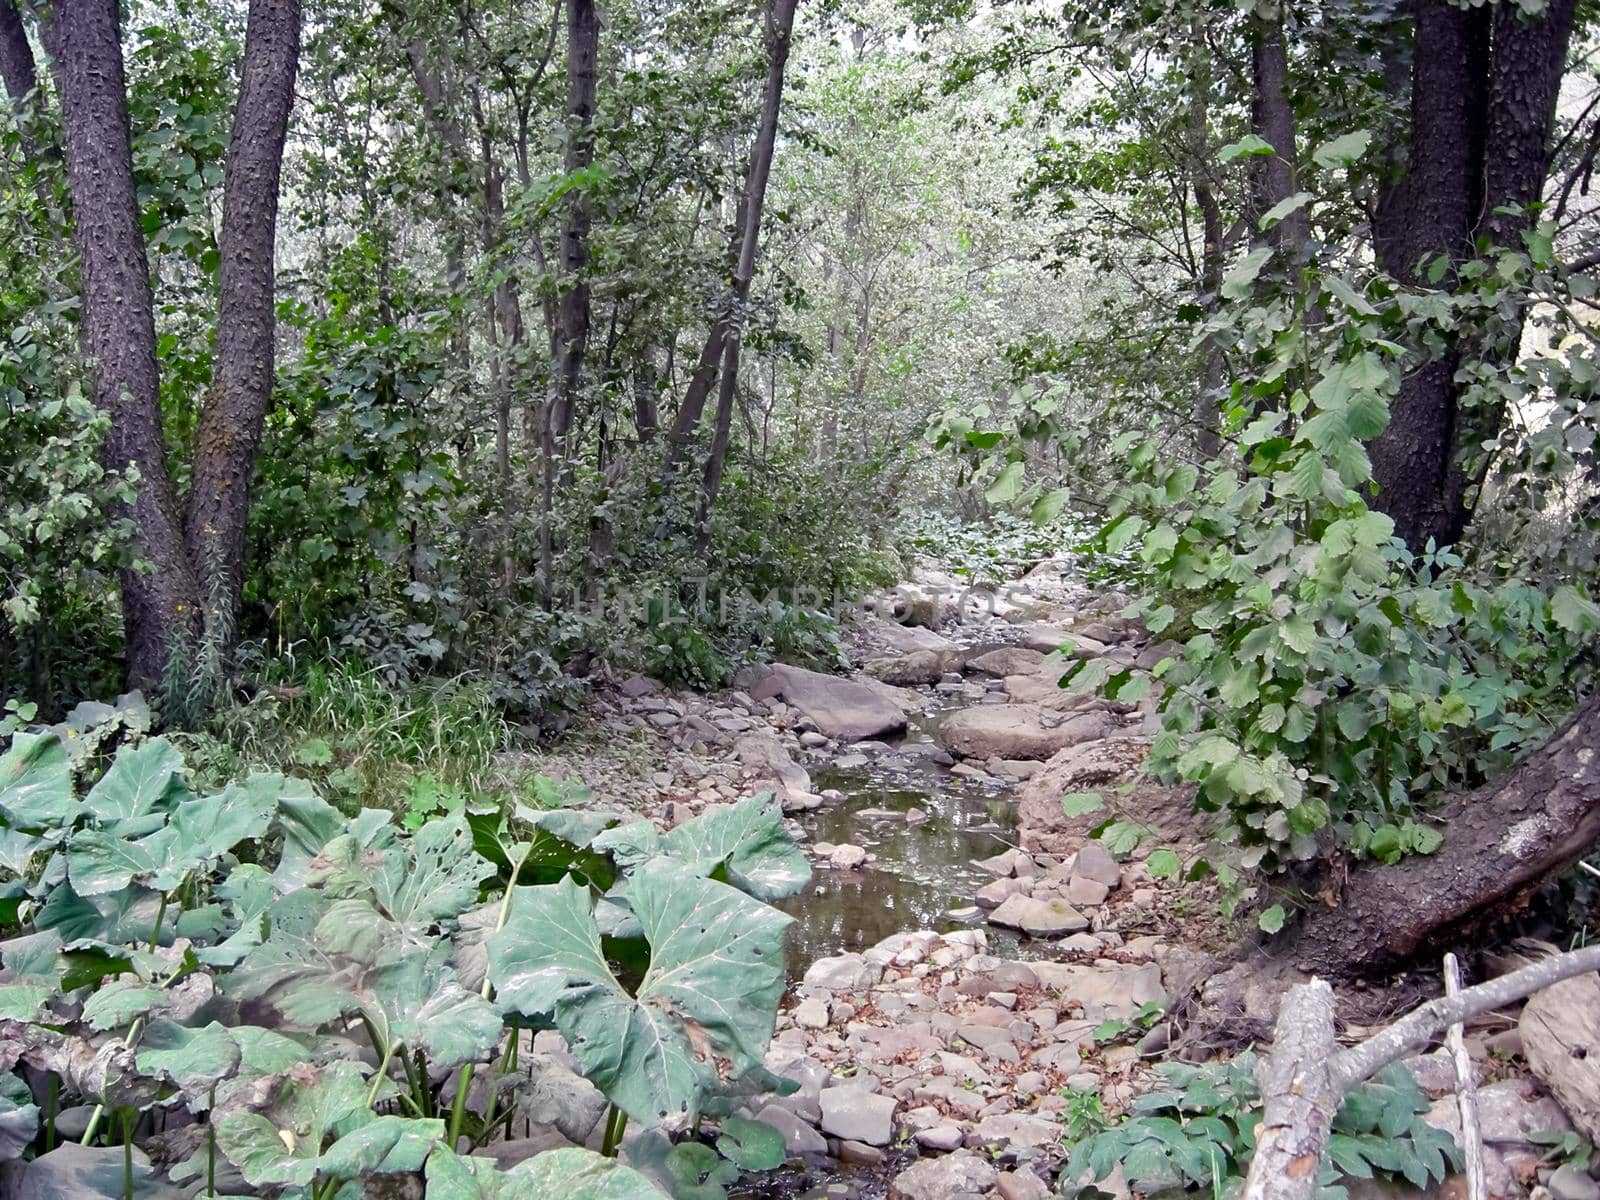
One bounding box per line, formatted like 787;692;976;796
0;0;1598;1196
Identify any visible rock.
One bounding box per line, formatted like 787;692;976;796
803;953;882;993
839;1141;885;1166
889;1152;998;1200
1064;876;1110;906
618;674;660;697
731;733;812;798
472;1129;578;1169
49;1106;96;1142
766;664;909;742
1071;843;1122;888
794;996;831;1029
861;619;960;658
1522;971;1600;1144
1030;961;1165;1020
974;849;1031;877
520;1054;611;1143
830;844;868;869
914;1124;967;1152
1552;1165;1600;1200
994;1170;1052;1200
967;647;1046;677
1422;1077;1572;1148
967;1113;1065;1149
11;1145;185;1200
866;651;951;686
1000;673;1100;711
754;1105;829;1157
1401;1050;1479;1099
1017;738;1205;857
819;1089;896;1146
988;894;1089;937
1013;624;1074;654
975;877;1031;910
938;705;1116;761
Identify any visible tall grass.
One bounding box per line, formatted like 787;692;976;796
178;656;511;813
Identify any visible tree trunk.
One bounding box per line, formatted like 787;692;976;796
1189;14;1224;458
693;0;800;537
40;0;203;692
184;0;301;637
1249;9;1306;254
1291;693;1600;980
540;0;598;601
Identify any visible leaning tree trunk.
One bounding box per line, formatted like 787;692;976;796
184;0;301;637
1290;693;1600;980
41;0;204;691
693;0;800;540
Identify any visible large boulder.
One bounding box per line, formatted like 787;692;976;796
987;894;1089;937
1522;972;1600;1144
865;650;950;686
767;664;908;742
937;705;1116;761
859;620;962;684
1001;672;1103;711
966;646;1046;677
732;733;812;799
1016;737;1204;856
890;1151;998;1200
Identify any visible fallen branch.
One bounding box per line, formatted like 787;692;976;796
1443;954;1485;1200
1242;943;1600;1200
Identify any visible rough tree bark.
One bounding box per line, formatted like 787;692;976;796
1291;693;1600;980
692;0;800;540
1369;0;1574;551
184;0;302;630
40;0;204;691
1248;7;1306;254
1188;14;1224;458
541;0;598;600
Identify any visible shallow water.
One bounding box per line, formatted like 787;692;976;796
775;710;1027;974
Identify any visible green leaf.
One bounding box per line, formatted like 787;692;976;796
0;1071;37;1161
488;860;791;1124
715;1117;787;1170
82;978;164;1030
1146;849;1181;880
985;461;1024;504
1257;905;1286;934
1312;130;1372;168
82;738;189;830
1552;585;1600;635
1061;792;1104;818
310;812;493;926
0;733;74;831
1259;191;1314;230
1221;248;1274;300
1219;134;1274;161
135;1020;243;1107
1032;488;1069;526
654;794;810;902
426;1144;669;1199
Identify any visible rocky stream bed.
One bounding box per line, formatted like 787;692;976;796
498;561;1600;1200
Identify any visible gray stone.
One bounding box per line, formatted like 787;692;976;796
794;996;831;1029
988;894;1089;937
889;1152;998;1200
754;1104;829;1157
1422;1077;1572;1147
802;953;882;993
1551;1164;1600;1200
49;1106;96;1142
819;1089;896;1147
975;877;1031;910
966;647;1046;677
471;1129;578;1169
838;1140;885;1166
520;1054;611;1143
938;705;1115;761
1070;842;1122;888
830;844;868;869
913;1124;967;1152
994;1170;1053;1200
11;1145;185;1200
967;1113;1063;1149
866;651;950;686
769;664;908;742
1017;738;1205;858
1064;875;1110;906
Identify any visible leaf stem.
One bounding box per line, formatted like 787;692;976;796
600;1104;628;1158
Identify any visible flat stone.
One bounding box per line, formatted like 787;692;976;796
966;646;1046;677
1064;876;1110;906
1552;1164;1600;1200
889;1152;997;1200
975;877;1031;910
995;1170;1053;1200
838;1140;885;1166
830;844;868;869
967;1113;1063;1149
1422;1078;1572;1148
866;650;951;686
988;894;1089;937
768;663;908;742
914;1124;968;1152
794;996;831;1029
1071;843;1122;888
755;1104;829;1156
803;953;882;993
819;1088;897;1147
938;705;1116;761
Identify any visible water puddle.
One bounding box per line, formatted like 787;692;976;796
776;712;1026;974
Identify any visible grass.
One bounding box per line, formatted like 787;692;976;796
176;657;513;814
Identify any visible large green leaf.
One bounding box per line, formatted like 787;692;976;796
309;813;493;926
488;859;791;1124
656;794;810;902
135;1020;244;1108
0;1073;38;1161
0;733;74;831
426;1145;667;1199
216;1060;441;1188
81;738;189;831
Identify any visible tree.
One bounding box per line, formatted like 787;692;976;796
1368;0;1578;552
35;0;302;693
